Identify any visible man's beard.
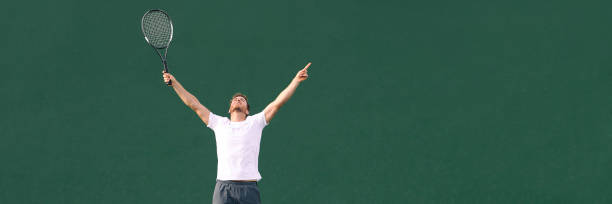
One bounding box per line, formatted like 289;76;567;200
231;106;244;113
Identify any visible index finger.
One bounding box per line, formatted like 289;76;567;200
303;62;312;70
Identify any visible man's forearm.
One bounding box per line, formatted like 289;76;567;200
262;63;309;123
170;78;200;108
272;79;301;107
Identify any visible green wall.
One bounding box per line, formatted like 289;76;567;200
2;0;611;203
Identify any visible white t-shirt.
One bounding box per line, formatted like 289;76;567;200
207;111;268;181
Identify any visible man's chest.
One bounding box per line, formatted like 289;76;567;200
215;124;261;144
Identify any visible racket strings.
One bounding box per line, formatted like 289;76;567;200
142;11;172;49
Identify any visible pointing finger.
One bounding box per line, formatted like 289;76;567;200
303;62;311;70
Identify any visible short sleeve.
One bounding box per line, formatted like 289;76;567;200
207;112;223;130
252;111;268;129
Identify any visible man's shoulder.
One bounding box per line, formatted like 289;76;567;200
210;112;230;122
248;112;265;119
247;111;268;127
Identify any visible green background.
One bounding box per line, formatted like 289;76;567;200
2;0;611;203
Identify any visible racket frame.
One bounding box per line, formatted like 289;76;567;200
141;9;174;85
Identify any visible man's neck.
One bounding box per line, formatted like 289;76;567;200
230;112;247;122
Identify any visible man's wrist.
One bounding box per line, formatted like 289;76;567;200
291;78;301;84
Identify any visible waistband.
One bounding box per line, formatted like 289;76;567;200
216;179;258;186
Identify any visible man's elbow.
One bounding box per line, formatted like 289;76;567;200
266;102;281;112
272;100;288;108
187;101;200;110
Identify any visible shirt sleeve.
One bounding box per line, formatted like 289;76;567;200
252;111;268;129
207;112;223;131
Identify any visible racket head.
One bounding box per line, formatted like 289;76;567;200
141;9;173;49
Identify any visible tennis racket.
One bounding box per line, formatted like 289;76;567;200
141;9;174;86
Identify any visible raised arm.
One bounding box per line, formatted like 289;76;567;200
263;62;311;124
163;72;211;125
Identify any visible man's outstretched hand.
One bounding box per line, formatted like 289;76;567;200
294;62;311;83
265;62;312;123
162;71;175;86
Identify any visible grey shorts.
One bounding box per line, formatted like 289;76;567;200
212;180;261;204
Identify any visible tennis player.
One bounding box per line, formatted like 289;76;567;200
162;62;311;204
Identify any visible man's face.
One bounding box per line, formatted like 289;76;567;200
229;96;249;115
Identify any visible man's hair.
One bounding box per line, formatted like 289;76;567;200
230;92;250;112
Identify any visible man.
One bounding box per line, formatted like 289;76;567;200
162;62;311;204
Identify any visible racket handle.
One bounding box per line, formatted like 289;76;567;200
163;61;172;86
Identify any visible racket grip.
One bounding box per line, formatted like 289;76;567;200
162;71;172;86
162;62;171;86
